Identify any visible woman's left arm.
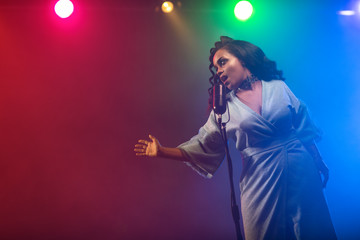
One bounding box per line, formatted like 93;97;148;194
282;82;329;187
303;141;329;188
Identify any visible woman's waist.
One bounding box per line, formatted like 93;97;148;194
240;134;299;158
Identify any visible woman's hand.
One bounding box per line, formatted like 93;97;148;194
134;135;161;157
303;142;329;188
315;158;329;188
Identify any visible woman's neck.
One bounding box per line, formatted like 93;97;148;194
237;78;260;91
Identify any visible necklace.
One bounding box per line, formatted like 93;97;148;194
238;74;258;90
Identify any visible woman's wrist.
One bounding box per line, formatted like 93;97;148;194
157;146;187;161
157;146;165;157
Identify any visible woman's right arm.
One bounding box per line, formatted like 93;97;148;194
134;134;189;162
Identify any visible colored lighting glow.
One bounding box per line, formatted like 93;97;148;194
234;1;253;21
54;0;74;18
337;10;356;16
161;1;174;13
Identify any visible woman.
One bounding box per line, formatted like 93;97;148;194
134;36;337;240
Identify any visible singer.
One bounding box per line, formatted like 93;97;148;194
134;36;337;240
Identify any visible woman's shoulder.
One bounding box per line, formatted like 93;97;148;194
262;79;287;87
263;79;294;95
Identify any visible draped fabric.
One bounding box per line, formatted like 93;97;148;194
178;80;337;240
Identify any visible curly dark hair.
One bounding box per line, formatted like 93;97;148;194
208;36;285;110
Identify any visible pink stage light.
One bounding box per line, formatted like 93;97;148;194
54;0;74;18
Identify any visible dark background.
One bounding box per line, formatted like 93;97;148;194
1;0;359;239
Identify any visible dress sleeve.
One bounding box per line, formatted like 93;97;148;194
177;112;225;178
283;83;322;143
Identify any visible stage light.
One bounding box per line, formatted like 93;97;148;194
337;10;356;16
54;0;74;18
234;1;253;21
161;1;174;13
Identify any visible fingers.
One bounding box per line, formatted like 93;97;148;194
134;148;145;152
137;135;156;144
318;167;329;188
135;152;147;156
319;165;329;189
322;180;328;188
149;134;160;145
134;143;147;153
135;144;147;148
134;135;157;157
134;148;148;156
134;137;151;156
322;171;329;188
138;139;149;144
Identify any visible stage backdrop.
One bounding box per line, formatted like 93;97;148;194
0;0;359;239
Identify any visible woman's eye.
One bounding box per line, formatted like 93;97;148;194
219;59;227;66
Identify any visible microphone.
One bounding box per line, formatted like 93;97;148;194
213;82;227;115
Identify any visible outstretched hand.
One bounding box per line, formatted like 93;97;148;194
134;135;161;157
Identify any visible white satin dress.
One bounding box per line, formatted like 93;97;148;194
178;80;337;240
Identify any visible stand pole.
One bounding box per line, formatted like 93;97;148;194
217;114;243;240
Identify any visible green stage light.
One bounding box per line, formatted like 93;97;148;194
234;1;253;21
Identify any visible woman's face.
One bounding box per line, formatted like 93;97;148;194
213;48;250;90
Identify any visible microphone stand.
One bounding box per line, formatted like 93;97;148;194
216;114;243;240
